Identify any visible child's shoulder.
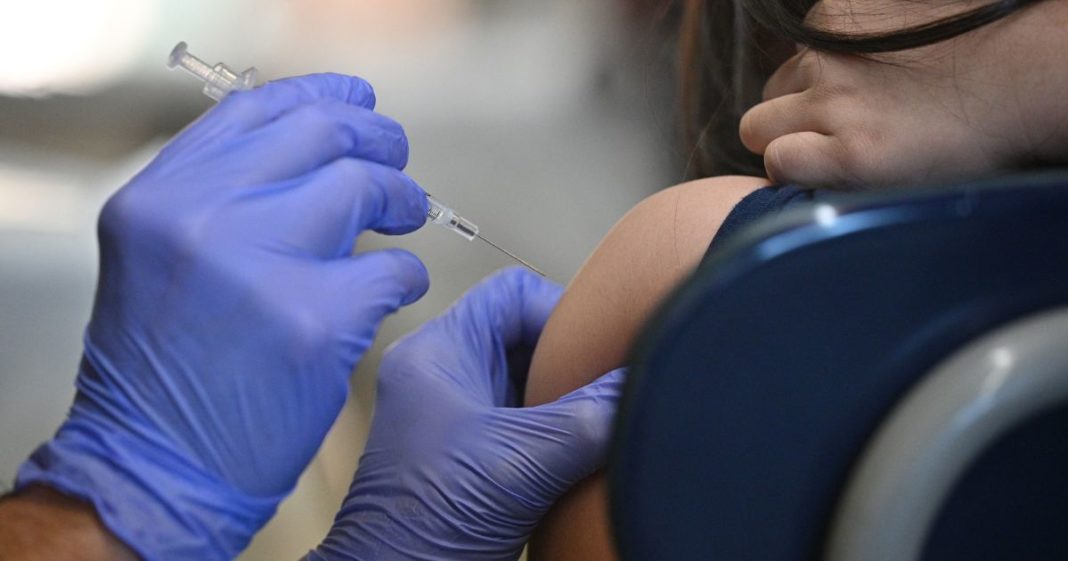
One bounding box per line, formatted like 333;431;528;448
606;175;773;274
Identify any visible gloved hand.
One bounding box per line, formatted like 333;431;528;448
16;74;431;561
306;268;626;561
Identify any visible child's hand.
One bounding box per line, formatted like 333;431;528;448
739;0;1068;189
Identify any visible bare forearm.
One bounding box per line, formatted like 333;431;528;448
0;486;138;561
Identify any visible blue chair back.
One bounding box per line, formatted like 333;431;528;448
610;172;1068;561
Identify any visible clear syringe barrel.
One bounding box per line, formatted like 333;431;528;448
427;195;479;241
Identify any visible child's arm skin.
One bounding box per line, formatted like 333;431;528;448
741;0;1068;189
524;175;770;561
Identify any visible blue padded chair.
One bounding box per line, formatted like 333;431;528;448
610;171;1068;561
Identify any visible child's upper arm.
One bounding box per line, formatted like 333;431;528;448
525;175;770;407
524;174;771;561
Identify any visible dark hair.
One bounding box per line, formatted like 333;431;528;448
679;0;1045;178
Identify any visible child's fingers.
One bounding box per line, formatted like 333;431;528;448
762;49;817;100
764;131;851;187
739;92;828;155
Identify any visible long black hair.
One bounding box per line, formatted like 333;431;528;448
678;0;1046;178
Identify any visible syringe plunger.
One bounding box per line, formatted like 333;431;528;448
168;42;258;101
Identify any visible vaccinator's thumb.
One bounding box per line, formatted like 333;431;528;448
525;368;627;488
322;249;430;338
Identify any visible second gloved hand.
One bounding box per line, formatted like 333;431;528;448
308;268;626;561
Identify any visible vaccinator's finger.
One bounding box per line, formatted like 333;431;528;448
253;159;427;258
439;268;564;352
225;102;410;185
517;367;627;486
218;73;378;129
322;248;430;335
402;268;563;403
166;74;379;155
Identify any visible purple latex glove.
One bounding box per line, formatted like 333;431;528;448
16;74;430;561
307;268;626;561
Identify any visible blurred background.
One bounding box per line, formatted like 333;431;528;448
0;0;680;558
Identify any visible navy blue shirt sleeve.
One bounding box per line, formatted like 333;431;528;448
706;185;819;257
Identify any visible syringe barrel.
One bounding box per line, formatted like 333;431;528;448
427;196;478;241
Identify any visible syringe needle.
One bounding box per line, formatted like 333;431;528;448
476;234;546;277
426;194;545;276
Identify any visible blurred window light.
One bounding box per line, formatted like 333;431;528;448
0;0;160;96
283;0;467;43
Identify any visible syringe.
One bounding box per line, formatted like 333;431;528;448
425;195;544;275
167;42;545;277
168;42;258;101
